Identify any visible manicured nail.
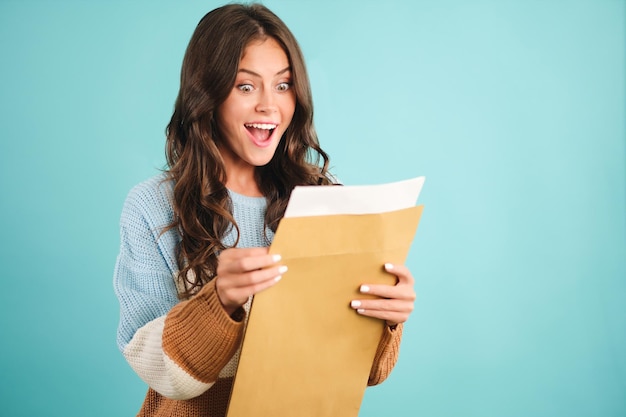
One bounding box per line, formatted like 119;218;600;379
278;265;288;274
384;263;394;271
351;300;361;308
360;285;370;293
357;308;365;314
272;254;282;262
274;275;282;282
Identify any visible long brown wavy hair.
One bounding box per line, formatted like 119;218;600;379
165;3;332;298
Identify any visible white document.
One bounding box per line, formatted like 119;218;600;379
284;176;425;218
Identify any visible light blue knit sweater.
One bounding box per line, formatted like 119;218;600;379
114;173;274;351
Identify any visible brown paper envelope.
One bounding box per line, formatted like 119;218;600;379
226;205;423;417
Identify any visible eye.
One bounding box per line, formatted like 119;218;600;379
237;84;254;93
276;82;291;92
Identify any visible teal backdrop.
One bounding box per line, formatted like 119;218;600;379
0;1;624;416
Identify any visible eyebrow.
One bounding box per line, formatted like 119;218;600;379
237;66;291;78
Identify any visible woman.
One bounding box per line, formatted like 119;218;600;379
114;3;416;416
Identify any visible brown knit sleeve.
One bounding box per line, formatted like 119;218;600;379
162;279;246;384
367;323;403;386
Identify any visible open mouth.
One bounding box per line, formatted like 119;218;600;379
245;123;277;146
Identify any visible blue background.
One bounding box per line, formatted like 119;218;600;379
1;1;624;416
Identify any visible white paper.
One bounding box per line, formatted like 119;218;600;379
284;176;425;218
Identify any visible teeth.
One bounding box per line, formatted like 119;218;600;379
245;123;276;130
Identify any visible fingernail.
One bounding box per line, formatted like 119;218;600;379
360;285;370;293
275;275;282;282
351;300;361;308
357;308;365;314
272;254;282;262
278;265;288;274
384;263;394;271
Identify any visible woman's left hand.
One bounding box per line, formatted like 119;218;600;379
350;263;416;327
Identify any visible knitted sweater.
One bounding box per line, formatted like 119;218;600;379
113;174;403;417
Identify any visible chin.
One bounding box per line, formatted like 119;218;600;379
254;157;276;167
250;147;280;167
246;153;275;167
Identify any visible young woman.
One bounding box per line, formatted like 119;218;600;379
113;4;417;416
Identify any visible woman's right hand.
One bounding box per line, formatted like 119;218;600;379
215;247;286;316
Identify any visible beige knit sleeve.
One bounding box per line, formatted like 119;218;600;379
367;323;404;386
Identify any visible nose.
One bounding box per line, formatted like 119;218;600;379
255;87;277;113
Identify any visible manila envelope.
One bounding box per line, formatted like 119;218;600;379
226;205;423;417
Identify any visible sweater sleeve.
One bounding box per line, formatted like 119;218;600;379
113;179;245;400
367;323;403;386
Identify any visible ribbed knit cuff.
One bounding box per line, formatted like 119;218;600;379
162;279;246;383
368;323;403;386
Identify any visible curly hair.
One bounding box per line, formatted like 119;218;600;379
164;3;332;298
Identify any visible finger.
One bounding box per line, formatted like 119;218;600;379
246;270;284;295
357;263;415;299
350;298;414;315
241;264;288;288
216;264;286;309
220;252;283;274
223;269;284;298
359;283;416;301
352;307;409;325
383;263;414;285
237;253;283;273
222;264;287;290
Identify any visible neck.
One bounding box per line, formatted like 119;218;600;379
218;144;263;197
226;175;262;197
223;162;261;197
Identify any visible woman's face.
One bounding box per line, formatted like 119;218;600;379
216;37;296;176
